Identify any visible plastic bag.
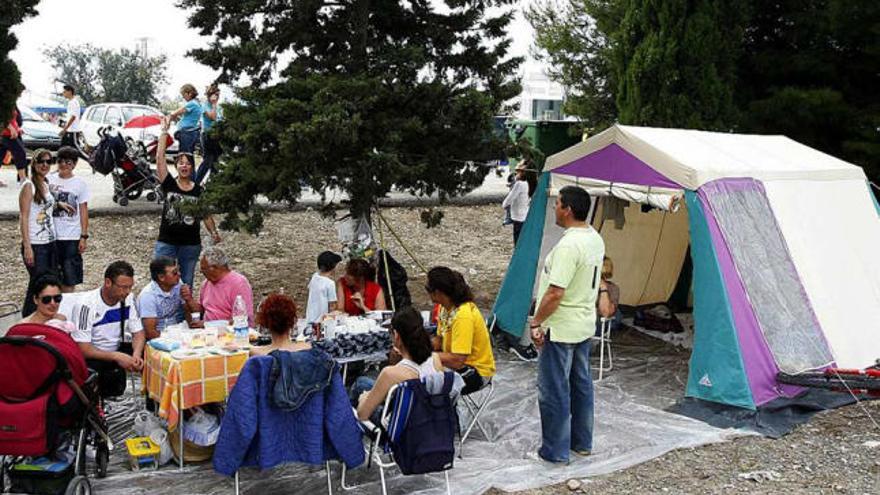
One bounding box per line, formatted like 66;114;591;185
183;407;222;447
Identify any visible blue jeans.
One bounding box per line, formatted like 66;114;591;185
349;376;383;426
175;128;200;155
537;338;594;463
21;242;58;316
196;133;221;184
153;241;201;287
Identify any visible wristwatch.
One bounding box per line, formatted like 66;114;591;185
80;234;89;239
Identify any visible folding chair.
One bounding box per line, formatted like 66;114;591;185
590;317;613;382
458;378;495;456
0;302;21;337
341;380;453;495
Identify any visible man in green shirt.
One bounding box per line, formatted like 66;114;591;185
530;185;605;463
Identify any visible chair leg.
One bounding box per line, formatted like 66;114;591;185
459;383;495;451
445;469;451;495
378;462;388;495
234;471;240;495
597;332;605;382
326;461;333;495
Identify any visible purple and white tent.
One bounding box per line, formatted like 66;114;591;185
493;124;880;409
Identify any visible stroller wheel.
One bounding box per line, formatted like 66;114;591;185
125;187;143;201
118;196;129;207
145;191;158;202
95;442;110;478
64;475;91;495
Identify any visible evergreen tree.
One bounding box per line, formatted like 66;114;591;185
0;0;39;119
181;0;522;231
614;0;747;130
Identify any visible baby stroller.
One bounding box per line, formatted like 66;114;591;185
89;126;163;207
0;323;112;494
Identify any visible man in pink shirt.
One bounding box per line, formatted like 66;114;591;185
188;246;254;325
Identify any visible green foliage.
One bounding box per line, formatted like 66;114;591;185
182;0;522;230
0;0;39;119
43;44;168;106
529;0;880;181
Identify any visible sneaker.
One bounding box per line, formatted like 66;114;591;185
510;343;538;362
572;448;592;457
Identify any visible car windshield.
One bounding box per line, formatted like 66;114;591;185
121;106;162;124
19;106;42;122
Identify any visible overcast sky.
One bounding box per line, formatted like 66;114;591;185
11;0;540;103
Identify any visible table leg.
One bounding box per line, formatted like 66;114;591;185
342;362;349;384
178;378;184;471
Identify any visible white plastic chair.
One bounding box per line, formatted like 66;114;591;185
591;317;613;382
341;382;452;495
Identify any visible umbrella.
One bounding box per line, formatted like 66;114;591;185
124;114;164;129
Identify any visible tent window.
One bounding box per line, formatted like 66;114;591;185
703;182;833;374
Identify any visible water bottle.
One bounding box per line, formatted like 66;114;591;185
232;295;249;346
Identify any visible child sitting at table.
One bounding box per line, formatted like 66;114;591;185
306;251;343;325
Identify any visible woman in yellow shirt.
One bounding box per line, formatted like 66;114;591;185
426;266;495;394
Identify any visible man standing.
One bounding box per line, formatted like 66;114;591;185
138;256;194;340
189;246;253;324
59;84;83;154
530;185;604;464
60;260;145;398
48;146;90;293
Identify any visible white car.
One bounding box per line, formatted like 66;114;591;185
80;103;178;154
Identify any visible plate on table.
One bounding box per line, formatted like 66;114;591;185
171;349;206;360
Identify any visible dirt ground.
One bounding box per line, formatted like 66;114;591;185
2;205;879;494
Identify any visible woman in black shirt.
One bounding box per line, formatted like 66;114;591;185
154;117;221;287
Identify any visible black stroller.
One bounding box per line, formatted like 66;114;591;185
0;324;112;494
89;127;163;207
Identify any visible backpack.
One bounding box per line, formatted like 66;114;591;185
89;132;127;175
390;371;458;475
376;249;412;310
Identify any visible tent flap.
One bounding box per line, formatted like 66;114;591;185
684;191;755;410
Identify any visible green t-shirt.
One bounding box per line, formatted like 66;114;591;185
536;226;605;343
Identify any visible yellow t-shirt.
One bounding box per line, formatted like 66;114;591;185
438;302;495;378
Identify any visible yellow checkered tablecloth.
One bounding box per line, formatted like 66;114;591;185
143;346;248;431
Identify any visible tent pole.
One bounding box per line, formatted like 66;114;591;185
375;209;429;275
374;206;396;312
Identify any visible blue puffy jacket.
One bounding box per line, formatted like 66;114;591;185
213;355;365;476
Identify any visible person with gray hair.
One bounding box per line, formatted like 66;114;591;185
187;246;254;325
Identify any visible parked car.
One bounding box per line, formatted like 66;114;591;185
18;105;62;151
80;103;178;154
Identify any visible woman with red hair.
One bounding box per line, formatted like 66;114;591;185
250;293;310;357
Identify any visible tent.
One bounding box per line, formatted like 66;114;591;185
492;124;880;410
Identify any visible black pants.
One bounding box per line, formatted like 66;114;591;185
21;243;59;317
196;134;221;184
457;365;487;396
86;357;129;398
1;136;27;171
512;221;524;246
60;132;88;159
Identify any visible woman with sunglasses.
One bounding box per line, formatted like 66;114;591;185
19;274;74;333
19;149;66;316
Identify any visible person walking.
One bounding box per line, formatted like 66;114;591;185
529;185;605;464
19;149;62;316
1;95;28;184
167;84;202;155
196;84;222;184
59;84;85;156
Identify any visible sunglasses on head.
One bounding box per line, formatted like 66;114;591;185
40;294;63;304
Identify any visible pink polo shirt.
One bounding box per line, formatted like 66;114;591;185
199;270;254;325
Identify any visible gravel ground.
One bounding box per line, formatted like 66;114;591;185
2;205;879;494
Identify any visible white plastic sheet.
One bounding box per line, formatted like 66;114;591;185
93;331;743;494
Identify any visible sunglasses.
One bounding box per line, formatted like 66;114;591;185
35;158;55;165
40;294;63;304
58;159;76;165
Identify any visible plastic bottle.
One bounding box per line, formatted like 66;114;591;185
232;295;249;346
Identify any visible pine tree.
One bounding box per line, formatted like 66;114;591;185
181;0;522;231
0;0;39;119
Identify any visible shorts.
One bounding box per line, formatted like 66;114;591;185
56;239;84;286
